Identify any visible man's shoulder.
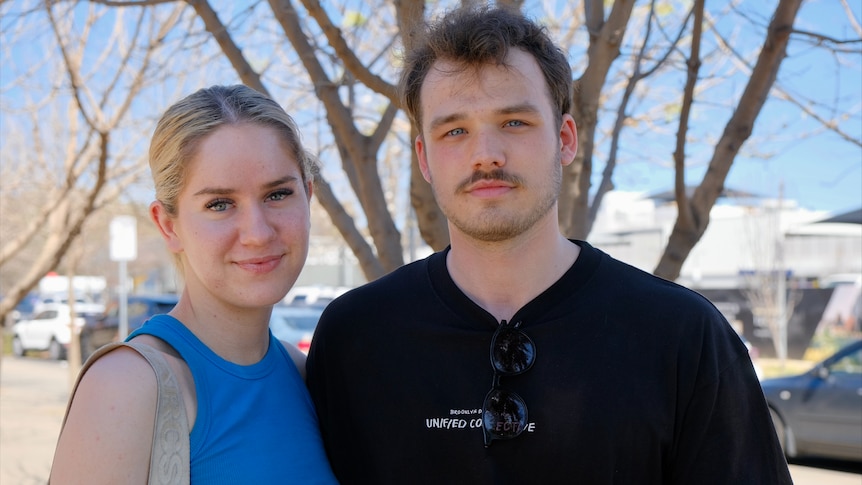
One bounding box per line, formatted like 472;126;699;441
587;248;725;324
341;253;436;296
320;253;438;319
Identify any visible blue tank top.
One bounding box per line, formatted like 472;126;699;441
128;315;337;484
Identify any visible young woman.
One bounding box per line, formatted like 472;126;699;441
51;85;337;484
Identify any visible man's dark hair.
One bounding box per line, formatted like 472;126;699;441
399;6;573;131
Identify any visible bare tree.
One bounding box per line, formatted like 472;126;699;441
0;2;186;325
18;0;862;289
741;200;801;365
654;0;805;280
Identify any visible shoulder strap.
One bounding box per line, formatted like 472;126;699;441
125;341;191;485
53;341;190;485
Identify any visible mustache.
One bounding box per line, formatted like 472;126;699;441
456;169;523;193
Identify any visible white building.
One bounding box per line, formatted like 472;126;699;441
299;191;861;290
589;191;861;358
589;191;861;289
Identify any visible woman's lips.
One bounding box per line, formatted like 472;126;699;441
234;255;283;274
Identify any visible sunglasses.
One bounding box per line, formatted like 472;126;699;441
482;320;536;447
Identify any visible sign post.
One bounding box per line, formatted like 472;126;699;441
110;216;137;340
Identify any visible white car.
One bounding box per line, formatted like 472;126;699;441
12;302;104;360
269;304;324;354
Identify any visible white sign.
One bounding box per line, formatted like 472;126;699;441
110;216;137;262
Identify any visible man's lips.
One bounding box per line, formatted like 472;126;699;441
465;180;514;197
234;255;283;274
457;169;521;195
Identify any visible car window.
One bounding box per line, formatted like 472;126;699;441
274;314;319;330
270;306;323;331
15;296;37;314
37;310;58;320
128;301;150;319
105;305;120;319
830;348;862;375
152;302;175;314
102;298;176;319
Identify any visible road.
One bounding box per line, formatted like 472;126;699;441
1;355;70;485
2;355;861;483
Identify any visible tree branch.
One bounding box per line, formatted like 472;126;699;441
672;0;704;231
298;0;398;103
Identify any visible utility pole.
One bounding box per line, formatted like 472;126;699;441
776;181;787;366
67;243;83;387
110;216;137;340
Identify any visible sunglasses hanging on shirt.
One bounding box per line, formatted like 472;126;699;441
482;320;535;447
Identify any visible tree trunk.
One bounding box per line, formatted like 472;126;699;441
654;0;804;281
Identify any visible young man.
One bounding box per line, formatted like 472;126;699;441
307;6;792;484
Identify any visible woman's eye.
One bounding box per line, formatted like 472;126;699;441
268;188;294;202
205;199;231;212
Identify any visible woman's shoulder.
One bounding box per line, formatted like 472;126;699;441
75;345;160;420
51;345;159;482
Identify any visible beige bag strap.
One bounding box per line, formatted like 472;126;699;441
53;341;190;485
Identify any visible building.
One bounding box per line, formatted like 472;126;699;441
589;190;862;357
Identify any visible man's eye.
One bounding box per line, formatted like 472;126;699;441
446;128;466;137
205;199;231;212
505;120;526;127
268;189;293;201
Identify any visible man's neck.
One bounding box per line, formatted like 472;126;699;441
446;227;579;323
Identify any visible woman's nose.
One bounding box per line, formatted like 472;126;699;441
238;204;276;245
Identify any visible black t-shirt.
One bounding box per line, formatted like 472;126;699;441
307;241;791;484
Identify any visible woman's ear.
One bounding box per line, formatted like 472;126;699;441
149;200;183;254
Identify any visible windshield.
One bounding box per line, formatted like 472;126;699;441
270;308;322;331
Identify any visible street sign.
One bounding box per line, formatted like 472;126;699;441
110;216;137;262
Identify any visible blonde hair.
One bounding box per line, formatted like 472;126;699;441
149;84;318;216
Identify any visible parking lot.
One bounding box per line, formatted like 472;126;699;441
1;354;860;484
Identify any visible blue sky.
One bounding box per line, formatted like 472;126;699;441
2;0;859;218
691;0;861;215
601;0;862;215
611;122;862;215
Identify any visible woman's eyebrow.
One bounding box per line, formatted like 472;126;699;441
193;186;233;197
264;175;299;189
193;175;299;197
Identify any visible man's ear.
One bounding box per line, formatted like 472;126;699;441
149;200;183;254
416;135;432;183
559;114;578;167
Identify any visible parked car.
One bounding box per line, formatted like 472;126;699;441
12;302;105;360
79;294;179;360
269;304;324;354
761;339;862;463
2;293;39;327
283;285;350;308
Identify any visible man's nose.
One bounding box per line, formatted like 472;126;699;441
470;129;506;170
